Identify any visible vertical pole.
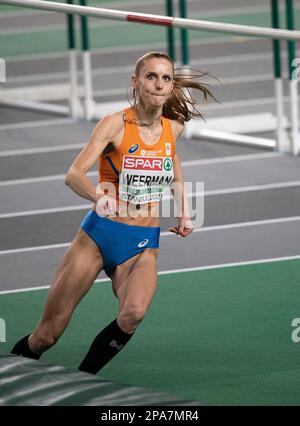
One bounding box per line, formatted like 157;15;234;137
286;0;300;155
67;0;75;51
178;0;190;136
66;0;82;118
166;0;175;61
271;0;290;152
179;0;189;66
80;0;95;121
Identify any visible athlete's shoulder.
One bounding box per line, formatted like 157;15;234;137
94;111;125;140
100;111;124;129
170;119;185;140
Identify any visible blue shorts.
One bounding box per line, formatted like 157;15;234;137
80;210;160;276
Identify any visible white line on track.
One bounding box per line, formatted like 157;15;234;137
203;95;292;111
0;242;70;256
0;153;278;185
1;178;299;219
91;73;275;99
0;172;97;187
5;52;269;84
5;53;291;86
1;215;300;256
0;118;75;131
179;152;278;166
1;253;300;295
8;46;294;86
17;70;280;101
0;204;91;219
204;180;300;196
0;143;85;157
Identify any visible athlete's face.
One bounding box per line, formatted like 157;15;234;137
132;58;174;108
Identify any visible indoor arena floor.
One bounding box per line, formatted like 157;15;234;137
1;0;300;406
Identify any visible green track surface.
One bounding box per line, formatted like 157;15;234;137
1;7;300;57
1;258;300;405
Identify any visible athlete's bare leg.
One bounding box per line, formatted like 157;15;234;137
28;228;104;355
111;248;159;334
76;248;158;374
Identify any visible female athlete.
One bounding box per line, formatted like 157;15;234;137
11;52;214;374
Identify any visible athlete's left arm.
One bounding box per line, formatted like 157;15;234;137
168;121;193;238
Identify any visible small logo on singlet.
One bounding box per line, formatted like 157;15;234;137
165;142;171;156
138;239;149;248
128;143;139;153
164;157;173;171
140;148;163;156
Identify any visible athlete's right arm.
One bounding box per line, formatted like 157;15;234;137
65;114;122;203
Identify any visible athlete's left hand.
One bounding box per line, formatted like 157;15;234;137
168;216;193;238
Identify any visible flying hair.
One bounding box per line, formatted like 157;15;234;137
131;51;218;123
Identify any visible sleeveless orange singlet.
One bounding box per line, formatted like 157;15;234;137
99;107;176;206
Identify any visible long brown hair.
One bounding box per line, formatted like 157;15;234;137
132;51;217;123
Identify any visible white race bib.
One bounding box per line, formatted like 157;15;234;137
119;155;174;204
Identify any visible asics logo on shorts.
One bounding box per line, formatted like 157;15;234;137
138;239;149;248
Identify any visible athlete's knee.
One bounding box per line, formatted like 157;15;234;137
118;305;147;333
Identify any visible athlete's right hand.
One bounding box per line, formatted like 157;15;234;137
96;194;118;217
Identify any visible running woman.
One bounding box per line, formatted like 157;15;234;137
11;52;214;374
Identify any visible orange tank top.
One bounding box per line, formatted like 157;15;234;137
99;107;176;205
